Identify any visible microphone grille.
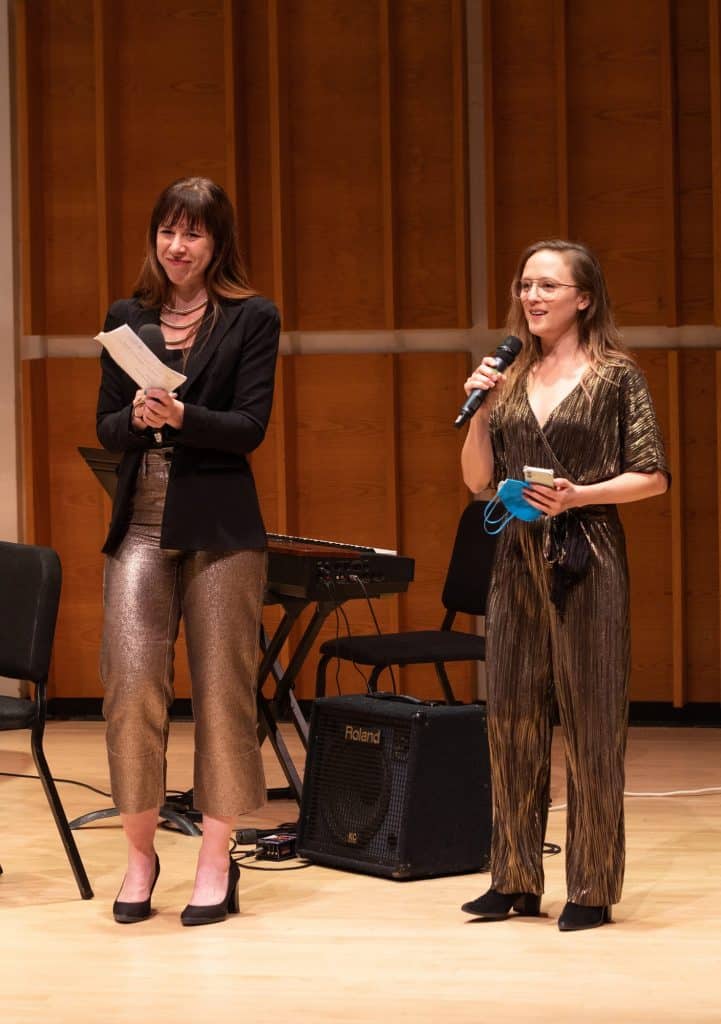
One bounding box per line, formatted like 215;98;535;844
138;323;165;356
501;335;523;356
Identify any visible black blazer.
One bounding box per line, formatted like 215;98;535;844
97;295;280;554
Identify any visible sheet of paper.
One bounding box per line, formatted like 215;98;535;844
94;323;187;392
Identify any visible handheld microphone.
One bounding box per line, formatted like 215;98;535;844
138;323;165;354
453;335;523;429
137;324;172;444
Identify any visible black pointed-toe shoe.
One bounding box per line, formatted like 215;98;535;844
181;857;240;927
558;901;613;932
113;854;160;924
461;887;542;920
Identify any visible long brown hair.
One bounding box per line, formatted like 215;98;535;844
133;177;256;313
501;239;634;401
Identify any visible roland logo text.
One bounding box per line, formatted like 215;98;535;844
344;724;381;745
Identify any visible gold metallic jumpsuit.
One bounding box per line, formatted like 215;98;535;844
486;363;668;906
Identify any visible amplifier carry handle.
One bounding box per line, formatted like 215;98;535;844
369;691;426;705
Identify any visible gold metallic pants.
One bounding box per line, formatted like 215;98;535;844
486;514;629;906
100;451;267;818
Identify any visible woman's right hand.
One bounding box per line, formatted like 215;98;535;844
464;356;506;411
461;356;500;490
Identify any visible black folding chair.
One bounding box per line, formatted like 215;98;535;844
315;501;497;703
0;541;93;898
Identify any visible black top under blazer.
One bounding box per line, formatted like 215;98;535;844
96;295;280;555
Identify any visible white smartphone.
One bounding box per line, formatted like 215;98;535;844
523;465;555;487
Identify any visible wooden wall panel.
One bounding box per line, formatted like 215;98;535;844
618;348;721;705
676;0;714;324
679;350;720;701
566;3;667;324
284;2;385;330
391;0;470;328
44;359;106;698
484;2;561;327
717;351;721;698
712;0;721;323
484;0;721;329
19;0;99;334
16;0;469;334
397;350;473;700
237;0;275;300
15;1;42;335
21;360;51;549
281;353;397;693
288;354;396;548
104;0;229;302
621;352;675;700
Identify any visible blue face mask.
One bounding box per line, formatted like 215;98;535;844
483;479;543;534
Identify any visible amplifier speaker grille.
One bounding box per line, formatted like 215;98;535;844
297;695;492;879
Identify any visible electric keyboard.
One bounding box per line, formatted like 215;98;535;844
76;449;414;603
267;532;415;601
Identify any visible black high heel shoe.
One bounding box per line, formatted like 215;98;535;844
113;853;160;924
461;887;541;920
180;857;240;927
558;901;613;931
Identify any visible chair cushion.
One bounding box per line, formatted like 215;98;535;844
0;695;37;731
319;630;485;667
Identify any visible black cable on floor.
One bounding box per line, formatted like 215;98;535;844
0;770;111;798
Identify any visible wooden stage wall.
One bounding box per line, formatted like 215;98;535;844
16;0;721;339
483;0;721;328
11;1;721;706
20;347;721;707
14;0;470;336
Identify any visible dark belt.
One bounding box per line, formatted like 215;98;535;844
543;506;614;617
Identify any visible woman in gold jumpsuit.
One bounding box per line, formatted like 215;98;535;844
459;241;668;931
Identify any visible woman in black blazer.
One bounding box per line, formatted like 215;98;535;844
97;177;280;927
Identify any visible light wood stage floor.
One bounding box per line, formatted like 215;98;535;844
1;721;720;1024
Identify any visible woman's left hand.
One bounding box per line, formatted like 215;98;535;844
140;388;184;430
524;478;581;517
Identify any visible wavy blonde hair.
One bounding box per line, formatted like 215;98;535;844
500;239;634;403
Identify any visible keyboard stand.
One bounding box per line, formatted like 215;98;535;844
257;595;342;803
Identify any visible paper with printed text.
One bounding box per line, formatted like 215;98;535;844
94;323;187;392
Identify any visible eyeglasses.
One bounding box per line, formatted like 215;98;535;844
513;278;579;300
